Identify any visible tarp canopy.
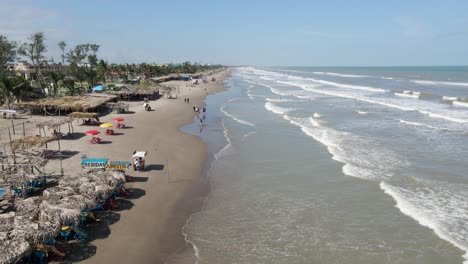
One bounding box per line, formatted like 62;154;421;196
132;151;147;159
92;85;104;92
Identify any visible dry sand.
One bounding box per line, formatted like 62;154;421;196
0;69;229;263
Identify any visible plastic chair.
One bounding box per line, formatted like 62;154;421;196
93;204;105;212
72;225;88;240
33;251;47;264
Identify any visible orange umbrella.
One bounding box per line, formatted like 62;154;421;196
113;117;125;122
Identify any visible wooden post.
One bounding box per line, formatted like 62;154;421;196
58;138;63;176
11;119;15;134
8;128;12;144
22;122;25;137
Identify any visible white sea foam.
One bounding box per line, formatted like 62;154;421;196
221;105;255;127
265;102;292;115
395;91;421;99
412;80;468;87
214;119;235;160
382;77;394;80
242;131;256;140
309;117;320;127
442;96;460;101
453;101;468;108
280;81;468;124
399;119;439;130
266;98;296;103
380;182;468;264
278;79;386;93
313;72;371;78
279;113;402;182
313;113;321;118
356;110;368;115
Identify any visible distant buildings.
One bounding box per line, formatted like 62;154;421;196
14;60;66;80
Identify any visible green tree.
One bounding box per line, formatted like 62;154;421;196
17;32;48;92
44;71;64;96
62;78;76;95
58;41;67;64
66;43;100;87
0;76;35;108
97;59;108;83
0;35;17;77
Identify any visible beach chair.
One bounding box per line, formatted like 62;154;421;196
125;174;133;182
90;137;102;144
93;203;105;212
117;123;126;129
106;198;119;210
33;250;47;264
60;226;72;242
72;225;88;240
106;129;114;135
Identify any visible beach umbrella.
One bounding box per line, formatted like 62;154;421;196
113;117;125;122
84;130;100;136
99;122;113;128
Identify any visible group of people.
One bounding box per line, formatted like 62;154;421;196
184;98;190;104
83;117;100;125
192;106;207;126
134;157;144;172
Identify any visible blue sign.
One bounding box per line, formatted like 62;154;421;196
81;158;109;168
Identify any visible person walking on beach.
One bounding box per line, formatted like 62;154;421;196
203;107;206;113
193;106;196;112
187;98;190;104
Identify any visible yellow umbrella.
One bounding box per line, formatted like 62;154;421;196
99;123;113;128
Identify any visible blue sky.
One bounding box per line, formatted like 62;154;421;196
1;0;467;66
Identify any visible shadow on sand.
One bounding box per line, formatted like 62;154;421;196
145;164;165;171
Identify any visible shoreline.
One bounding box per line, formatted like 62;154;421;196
0;69;230;264
79;69;230;264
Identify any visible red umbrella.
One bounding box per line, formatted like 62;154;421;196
113;117;125;122
84;130;100;136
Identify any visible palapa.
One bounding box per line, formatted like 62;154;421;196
36;118;73;130
0;238;32;264
68;112;98;119
14;94;117;112
10;136;59;150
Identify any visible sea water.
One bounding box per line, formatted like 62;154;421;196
179;66;468;264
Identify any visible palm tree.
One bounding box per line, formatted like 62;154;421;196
97;60;108;83
44;71;64;96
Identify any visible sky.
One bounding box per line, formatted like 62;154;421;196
1;0;467;66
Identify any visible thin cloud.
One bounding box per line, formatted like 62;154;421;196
394;15;428;37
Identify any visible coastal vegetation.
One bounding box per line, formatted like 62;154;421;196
0;32;223;106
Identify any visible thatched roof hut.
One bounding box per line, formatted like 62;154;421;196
10;136;58;151
68;112;98;119
36;118;73;130
14;94;117;112
0;238;32;264
106;102;129;113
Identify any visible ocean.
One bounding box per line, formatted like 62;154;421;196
180;66;468;264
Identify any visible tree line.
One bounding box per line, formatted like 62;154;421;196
0;32;223;107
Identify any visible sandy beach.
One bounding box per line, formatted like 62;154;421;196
0;69;229;263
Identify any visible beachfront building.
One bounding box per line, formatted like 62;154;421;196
14;60;66;80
